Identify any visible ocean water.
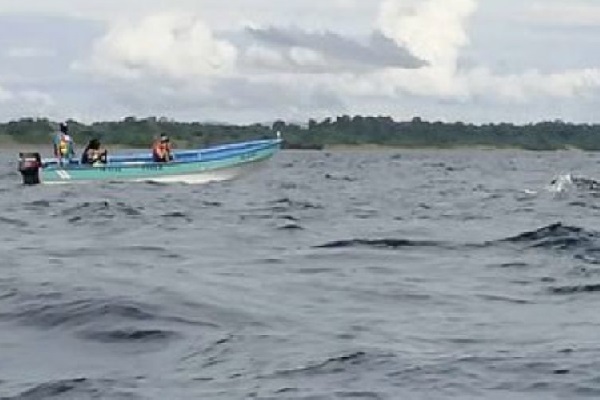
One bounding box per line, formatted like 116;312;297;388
2;149;600;399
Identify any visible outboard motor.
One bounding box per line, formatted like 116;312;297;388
18;152;42;185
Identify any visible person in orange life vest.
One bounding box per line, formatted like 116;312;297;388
52;122;76;165
152;134;172;162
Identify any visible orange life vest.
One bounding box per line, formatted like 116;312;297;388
153;141;171;157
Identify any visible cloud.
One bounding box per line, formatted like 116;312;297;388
243;27;425;72
18;90;55;107
523;1;600;27
375;0;478;97
466;67;600;102
81;11;425;80
0;0;376;30
2;89;54;106
76;7;427;116
372;0;600;103
79;12;237;80
379;0;477;69
68;0;599;123
4;47;55;59
0;85;55;120
0;85;13;102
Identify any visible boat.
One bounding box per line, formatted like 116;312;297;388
17;134;282;185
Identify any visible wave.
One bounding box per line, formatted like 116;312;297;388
548;174;600;194
549;283;600;295
314;223;598;251
1;295;210;333
1;377;134;400
315;238;447;249
200;200;222;207
496;223;599;250
2;378;90;400
59;201;144;223
161;211;192;221
24;200;52;209
6;298;157;328
0;216;28;228
268;197;323;211
79;327;180;343
273;351;383;377
314;223;600;267
324;173;357;182
277;223;304;230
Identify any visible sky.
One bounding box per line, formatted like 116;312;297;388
0;0;598;124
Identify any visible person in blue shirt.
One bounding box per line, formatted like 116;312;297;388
53;122;75;166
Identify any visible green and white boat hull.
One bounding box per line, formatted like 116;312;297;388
19;138;282;185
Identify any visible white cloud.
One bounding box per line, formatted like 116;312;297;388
14;0;594;124
379;0;477;70
466;67;600;102
372;0;480;98
370;0;600;104
78;12;237;80
76;6;425;112
80;13;424;82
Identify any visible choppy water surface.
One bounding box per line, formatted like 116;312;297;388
2;149;600;399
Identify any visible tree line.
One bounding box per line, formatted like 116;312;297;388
2;116;600;151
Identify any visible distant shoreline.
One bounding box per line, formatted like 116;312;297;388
0;136;588;153
2;116;600;151
320;143;585;151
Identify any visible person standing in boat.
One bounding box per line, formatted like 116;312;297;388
152;133;173;162
53;122;76;166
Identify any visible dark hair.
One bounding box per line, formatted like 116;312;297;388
87;139;100;150
59;122;68;133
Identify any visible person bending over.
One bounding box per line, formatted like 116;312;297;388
81;139;108;165
152;134;172;162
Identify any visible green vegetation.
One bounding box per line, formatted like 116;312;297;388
1;116;600;151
